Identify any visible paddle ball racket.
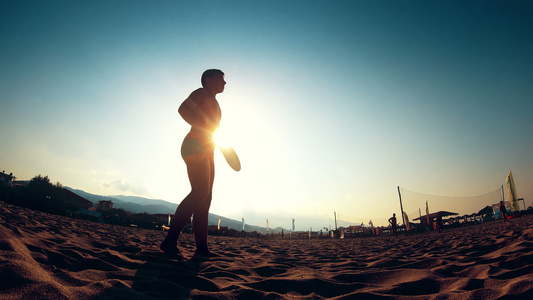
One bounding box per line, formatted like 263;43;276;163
218;146;241;172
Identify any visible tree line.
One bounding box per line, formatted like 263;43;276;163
0;174;166;230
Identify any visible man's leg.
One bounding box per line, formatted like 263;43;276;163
161;155;211;254
193;157;215;254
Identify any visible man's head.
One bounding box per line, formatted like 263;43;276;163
201;69;226;94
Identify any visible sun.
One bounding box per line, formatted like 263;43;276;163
213;128;232;148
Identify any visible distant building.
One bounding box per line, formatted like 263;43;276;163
62;189;101;220
62;188;93;210
153;213;173;226
98;200;114;210
7;180;29;199
0;171;15;187
13;180;29;188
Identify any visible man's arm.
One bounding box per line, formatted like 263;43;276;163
178;88;220;131
178;98;205;127
178;88;211;128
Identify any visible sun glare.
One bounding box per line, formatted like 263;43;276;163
214;129;231;148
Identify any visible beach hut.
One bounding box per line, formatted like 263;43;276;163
413;211;458;230
478;206;493;220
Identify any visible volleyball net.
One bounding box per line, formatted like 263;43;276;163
335;212;389;228
397;186;503;224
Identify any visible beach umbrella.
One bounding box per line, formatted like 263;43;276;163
478;206;493;216
425;201;430;225
506;171;520;213
435;211;458;217
403;212;410;231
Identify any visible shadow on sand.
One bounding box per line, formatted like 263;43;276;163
95;252;211;299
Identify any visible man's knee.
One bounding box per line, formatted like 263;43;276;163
189;189;211;203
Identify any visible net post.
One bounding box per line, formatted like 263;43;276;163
397;186;405;232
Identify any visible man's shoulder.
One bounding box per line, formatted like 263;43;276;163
188;88;207;98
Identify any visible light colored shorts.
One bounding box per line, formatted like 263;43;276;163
181;137;215;161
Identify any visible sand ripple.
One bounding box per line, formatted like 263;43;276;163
1;203;533;299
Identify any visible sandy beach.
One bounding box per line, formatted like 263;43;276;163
1;202;532;299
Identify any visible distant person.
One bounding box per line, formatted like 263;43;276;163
160;69;226;259
500;201;510;224
436;213;444;233
388;213;397;237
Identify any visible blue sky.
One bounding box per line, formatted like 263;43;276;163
1;0;532;228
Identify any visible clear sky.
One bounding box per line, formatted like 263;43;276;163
1;0;532;229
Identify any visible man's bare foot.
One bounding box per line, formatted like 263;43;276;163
160;239;184;260
195;250;220;258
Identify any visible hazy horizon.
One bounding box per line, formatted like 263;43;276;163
4;173;517;230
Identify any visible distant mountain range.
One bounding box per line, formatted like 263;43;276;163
65;187;284;234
